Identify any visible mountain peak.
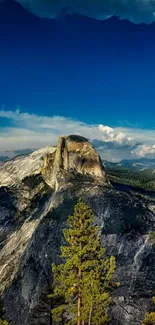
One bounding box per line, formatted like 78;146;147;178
0;135;108;189
42;135;108;189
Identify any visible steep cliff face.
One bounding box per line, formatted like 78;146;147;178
0;135;155;325
41;135;107;189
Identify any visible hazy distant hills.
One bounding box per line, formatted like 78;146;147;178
103;158;155;192
103;157;155;171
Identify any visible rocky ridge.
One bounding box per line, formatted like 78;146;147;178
0;135;155;325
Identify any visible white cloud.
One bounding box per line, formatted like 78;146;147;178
1;109;155;161
133;144;155;158
15;0;155;23
98;124;133;144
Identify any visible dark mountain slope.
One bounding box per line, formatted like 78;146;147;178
0;135;155;325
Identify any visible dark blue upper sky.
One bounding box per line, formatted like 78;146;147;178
1;0;155;128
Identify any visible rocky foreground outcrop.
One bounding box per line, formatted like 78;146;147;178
0;135;155;325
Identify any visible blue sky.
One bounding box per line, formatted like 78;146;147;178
1;0;155;161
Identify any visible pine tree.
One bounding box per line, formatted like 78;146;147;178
0;320;8;325
50;198;119;325
142;297;155;325
142;313;155;325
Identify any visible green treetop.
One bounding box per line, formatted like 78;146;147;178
50;198;119;325
142;297;155;325
142;312;155;325
0;321;8;325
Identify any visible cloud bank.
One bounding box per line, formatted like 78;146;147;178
15;0;155;23
1;109;155;161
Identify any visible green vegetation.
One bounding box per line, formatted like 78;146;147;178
142;312;155;324
142;297;155;324
148;231;155;244
0;320;8;325
50;198;119;325
107;166;155;191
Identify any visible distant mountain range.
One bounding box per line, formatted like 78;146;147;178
103;157;155;172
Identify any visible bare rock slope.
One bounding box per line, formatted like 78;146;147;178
0;135;155;325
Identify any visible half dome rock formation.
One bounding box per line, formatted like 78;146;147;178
41;135;108;189
0;135;155;325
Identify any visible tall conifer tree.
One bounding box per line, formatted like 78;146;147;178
142;297;155;325
50;198;119;325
